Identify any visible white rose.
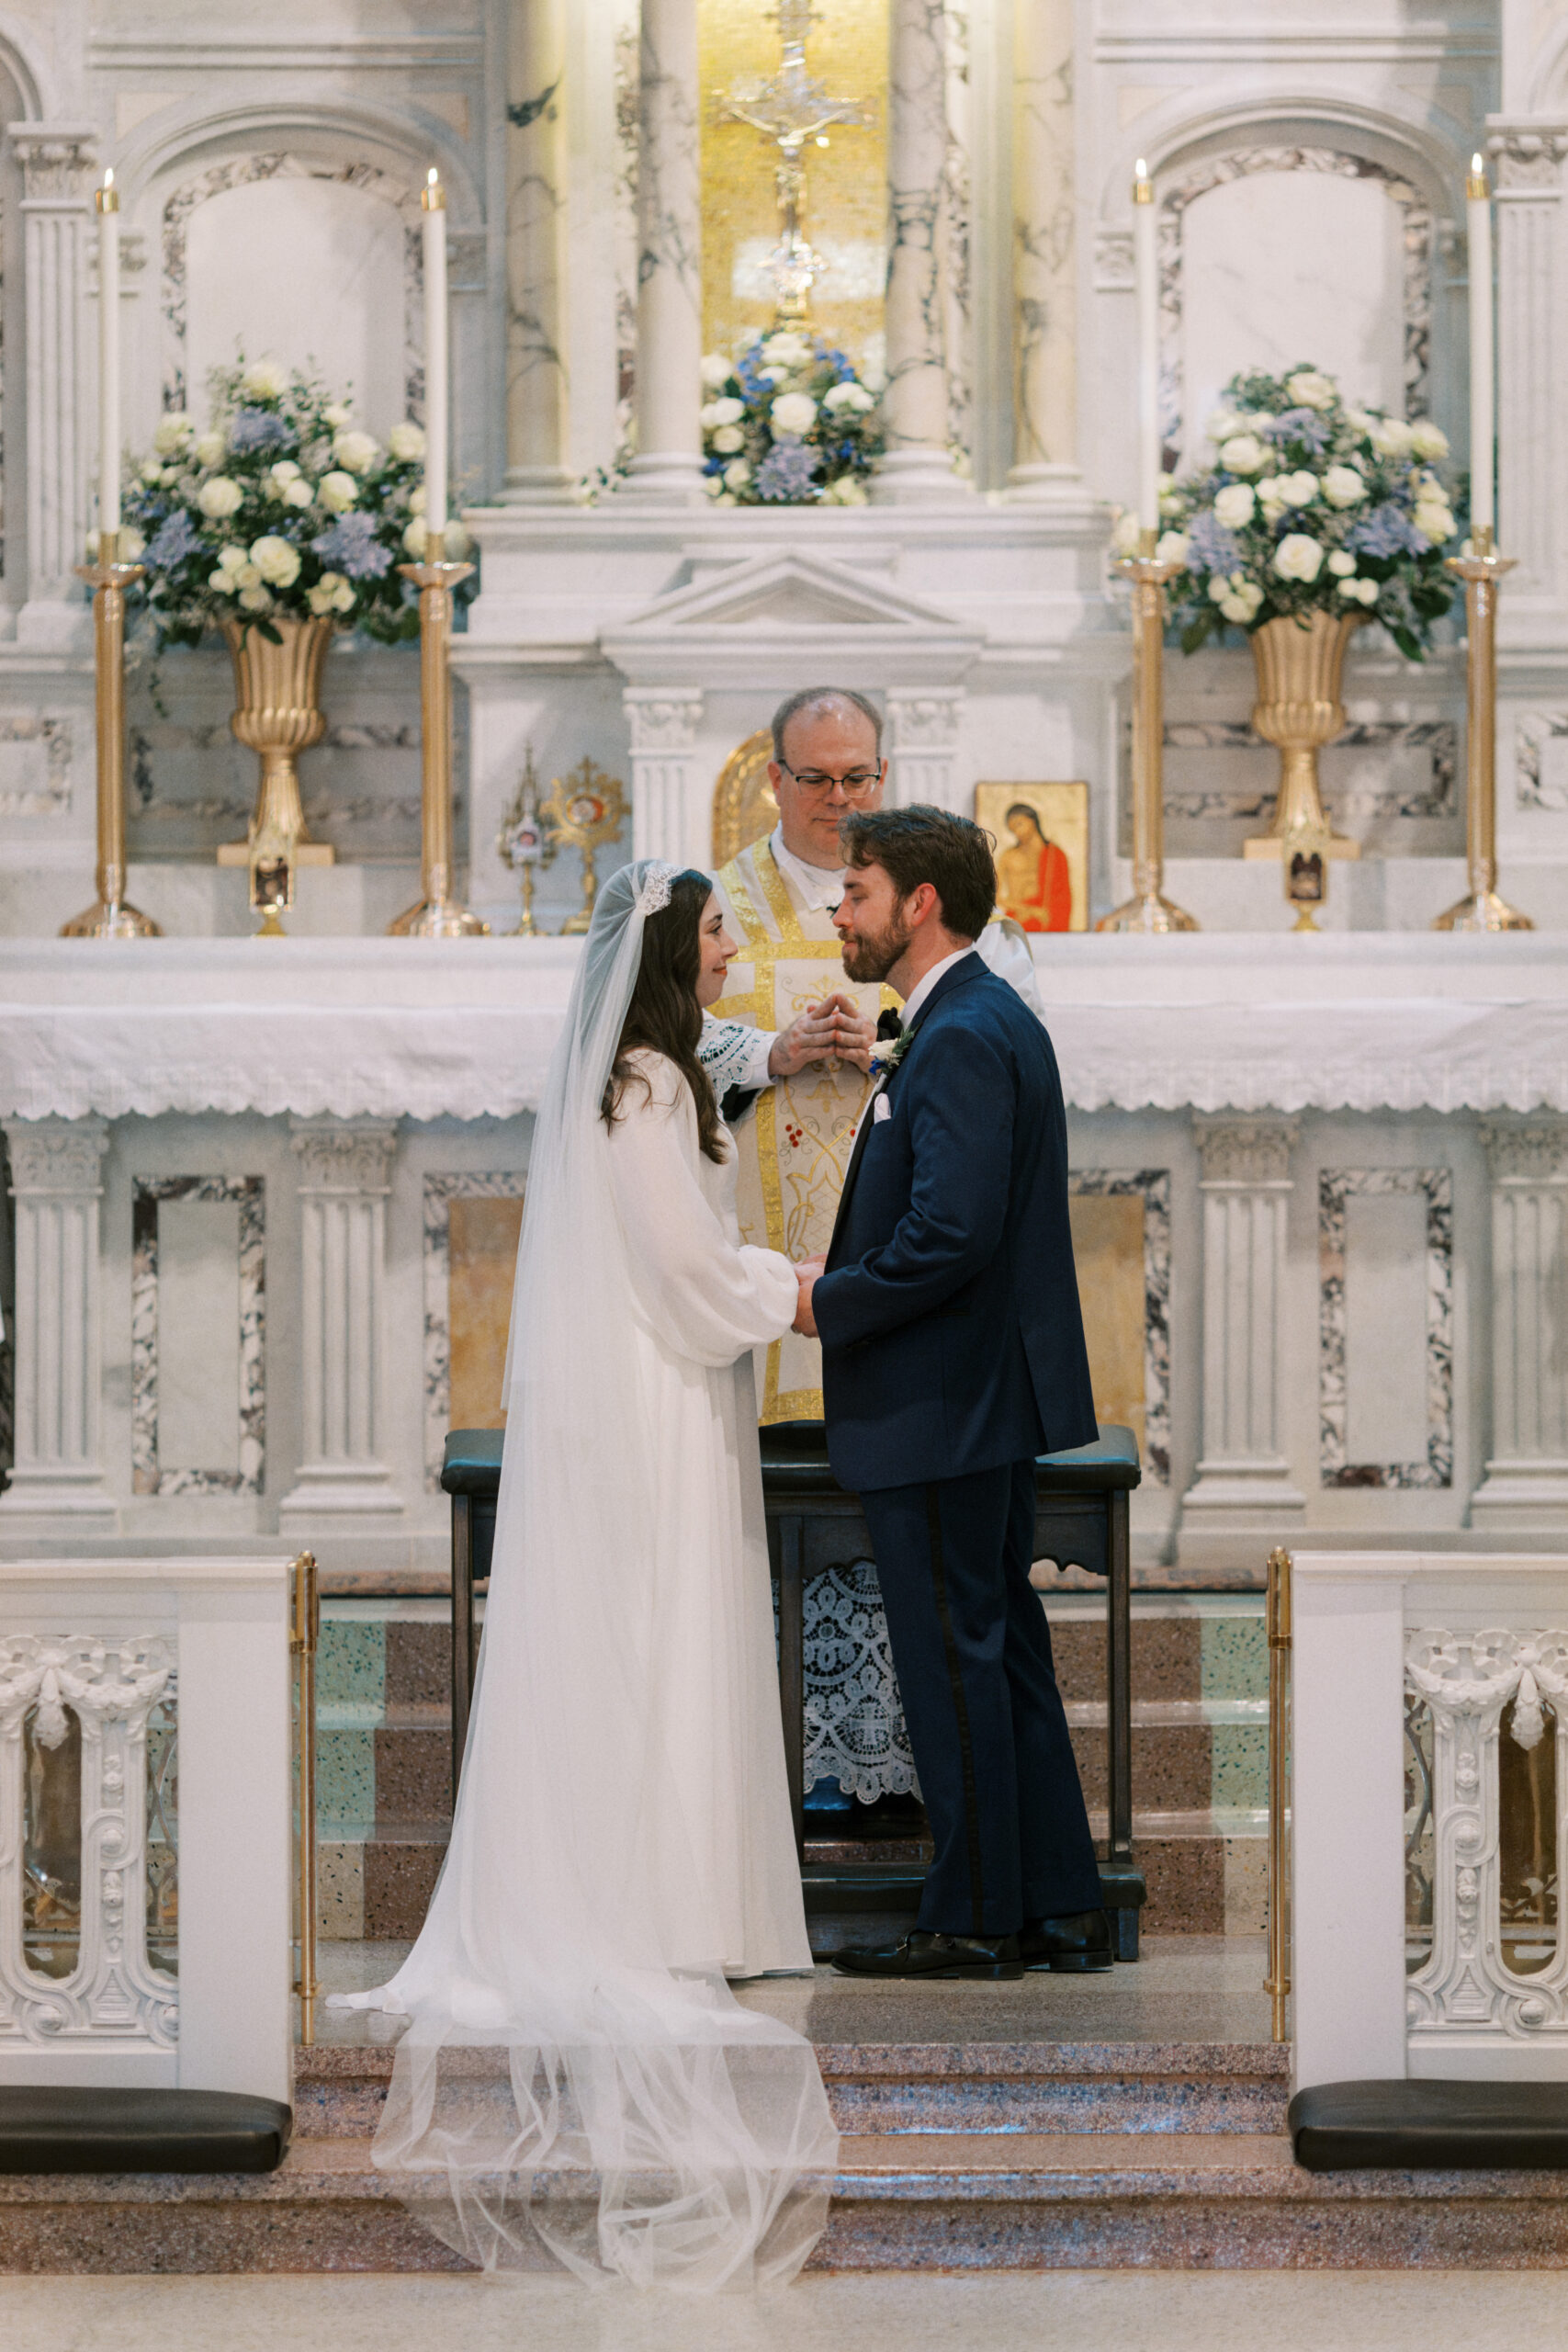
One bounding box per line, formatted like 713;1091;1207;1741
1410;420;1450;461
1155;530;1190;570
159;466;182;487
307;582;338;616
1205;407;1244;443
823;381;875;413
1256;478;1287;514
1414;501;1454;544
194;432;227;468
152;413;192;457
119;527;145;560
411;485;426;514
216;543;247;571
208;567;235;592
1274;532;1325;582
1345;408;1374;436
1218;434;1266;476
331;580;355;613
240;358;288;401
705;397;745;428
250;534;301;586
388;422;425;461
319;470;358;513
323;404;353;429
237;583;272;611
1371;416;1414;458
1219;585;1263;624
763;334;811;368
1213;482;1256;528
1286;370;1337;412
1327;550;1357;577
140;459;163;484
233;561;263;590
701;353;734;390
403;517;433;556
833;477;868;505
267;459;300;484
702;472;724;499
1337;575;1364;598
715;492;739;507
1207;572;1232;604
281;479;314;509
770;390;818;436
1278;469;1318;507
712;424;745;455
1322;466;1367;510
197;475;243;518
1111;511;1142;556
723;458;752;488
444;520;472;559
1353;578;1380;605
332;429;379;475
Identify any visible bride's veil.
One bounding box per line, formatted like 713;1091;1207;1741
369;860;839;2290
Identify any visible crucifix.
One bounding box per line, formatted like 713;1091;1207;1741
716;1;874;322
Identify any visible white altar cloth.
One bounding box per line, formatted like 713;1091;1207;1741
2;934;1567;1123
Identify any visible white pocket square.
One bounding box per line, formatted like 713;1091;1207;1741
873;1093;892;1124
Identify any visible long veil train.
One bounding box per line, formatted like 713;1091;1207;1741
339;861;839;2289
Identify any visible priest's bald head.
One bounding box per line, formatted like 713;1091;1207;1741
768;686;886;870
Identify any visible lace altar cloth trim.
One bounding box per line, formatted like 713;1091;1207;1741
6;996;1568;1120
804;1561;917;1804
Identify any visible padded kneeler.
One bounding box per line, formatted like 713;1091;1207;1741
1291;2078;1568;2171
0;2086;292;2174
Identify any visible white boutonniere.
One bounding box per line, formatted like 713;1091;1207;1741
867;1027;913;1081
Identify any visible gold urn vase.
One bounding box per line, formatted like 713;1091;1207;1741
1243;609;1362;862
216;616;337;906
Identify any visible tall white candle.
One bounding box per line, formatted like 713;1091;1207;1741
96;169;120;540
422;167;448;543
1134;159;1159;540
1467;152;1495;539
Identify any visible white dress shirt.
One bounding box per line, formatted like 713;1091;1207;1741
897;943;979;1029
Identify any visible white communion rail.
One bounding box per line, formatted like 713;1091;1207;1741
0;1557;292;2099
1294;1552;1568;2088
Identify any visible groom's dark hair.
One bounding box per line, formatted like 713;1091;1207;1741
840;805;996;943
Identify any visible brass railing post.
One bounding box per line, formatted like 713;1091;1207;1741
1264;1544;1292;2043
290;1550;320;2044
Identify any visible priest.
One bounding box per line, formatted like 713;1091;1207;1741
699;685;1044;1804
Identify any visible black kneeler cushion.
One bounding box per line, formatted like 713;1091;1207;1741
1291;2078;1568;2171
0;2086;292;2173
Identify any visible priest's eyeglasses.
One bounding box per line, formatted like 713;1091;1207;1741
776;759;886;801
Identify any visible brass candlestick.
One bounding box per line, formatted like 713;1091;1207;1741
389;529;489;936
542;758;627;935
1433;526;1531;932
1097;531;1199;933
62;531;162;938
497;745;556;935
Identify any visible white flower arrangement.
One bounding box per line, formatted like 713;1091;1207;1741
698;329;884;506
1130;366;1466;662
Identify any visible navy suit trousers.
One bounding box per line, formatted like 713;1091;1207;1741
860;1459;1104;1938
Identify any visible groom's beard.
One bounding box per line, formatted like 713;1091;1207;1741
840;910;913;984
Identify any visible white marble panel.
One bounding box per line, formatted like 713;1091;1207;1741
186;178;406;434
1179;174;1404;470
155;1199;241;1476
1344;1188;1430;1467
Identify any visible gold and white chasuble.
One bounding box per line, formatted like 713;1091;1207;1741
709;835;897;1425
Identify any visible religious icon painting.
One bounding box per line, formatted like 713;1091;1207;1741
974;781;1090;933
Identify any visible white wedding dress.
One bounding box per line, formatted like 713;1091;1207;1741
333;863;838;2290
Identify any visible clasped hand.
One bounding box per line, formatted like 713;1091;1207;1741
793;1254;826;1337
768;991;874;1080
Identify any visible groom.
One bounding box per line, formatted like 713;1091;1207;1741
793;806;1111;1981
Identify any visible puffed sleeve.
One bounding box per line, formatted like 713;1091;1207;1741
606;1051;798;1367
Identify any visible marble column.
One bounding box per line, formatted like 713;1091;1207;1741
279;1119;404;1524
0;1116;114;1523
874;0;969;503
8;125;96;649
1182;1116;1305;1523
1006;0;1079;500
626;690;703;864
1471;1117;1568;1521
502;0;575;503
616;0;705;505
1491;128;1568;617
885;690;964;811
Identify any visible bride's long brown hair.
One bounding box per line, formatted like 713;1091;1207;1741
601;867;727;1163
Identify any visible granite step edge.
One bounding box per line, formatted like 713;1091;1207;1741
292;2037;1288;2087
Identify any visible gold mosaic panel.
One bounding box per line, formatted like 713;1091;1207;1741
449;1195;525;1430
699;0;888;372
1068;1193;1147;1459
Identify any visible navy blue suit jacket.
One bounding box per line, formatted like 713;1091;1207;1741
813;954;1097;1494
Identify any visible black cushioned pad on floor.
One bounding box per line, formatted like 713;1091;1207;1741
1291;2078;1568;2171
0;2087;292;2174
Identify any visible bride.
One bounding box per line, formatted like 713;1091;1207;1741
336;859;839;2290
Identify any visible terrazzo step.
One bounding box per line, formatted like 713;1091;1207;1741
289;2041;1291;2142
12;2132;1568;2273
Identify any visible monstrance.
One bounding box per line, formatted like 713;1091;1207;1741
541;760;627;936
497;746;557;937
716;2;873;322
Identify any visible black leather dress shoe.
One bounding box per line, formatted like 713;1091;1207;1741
830;1929;1024;1981
1018;1908;1113;1973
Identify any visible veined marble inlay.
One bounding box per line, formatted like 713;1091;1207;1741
1069;1170;1171;1486
131;1176;265;1497
161;154;424;419
1319;1167;1452;1490
1159;718;1456;825
1157;148;1433;462
1516;710;1568;810
0;716;73;821
423;1172;528;1490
